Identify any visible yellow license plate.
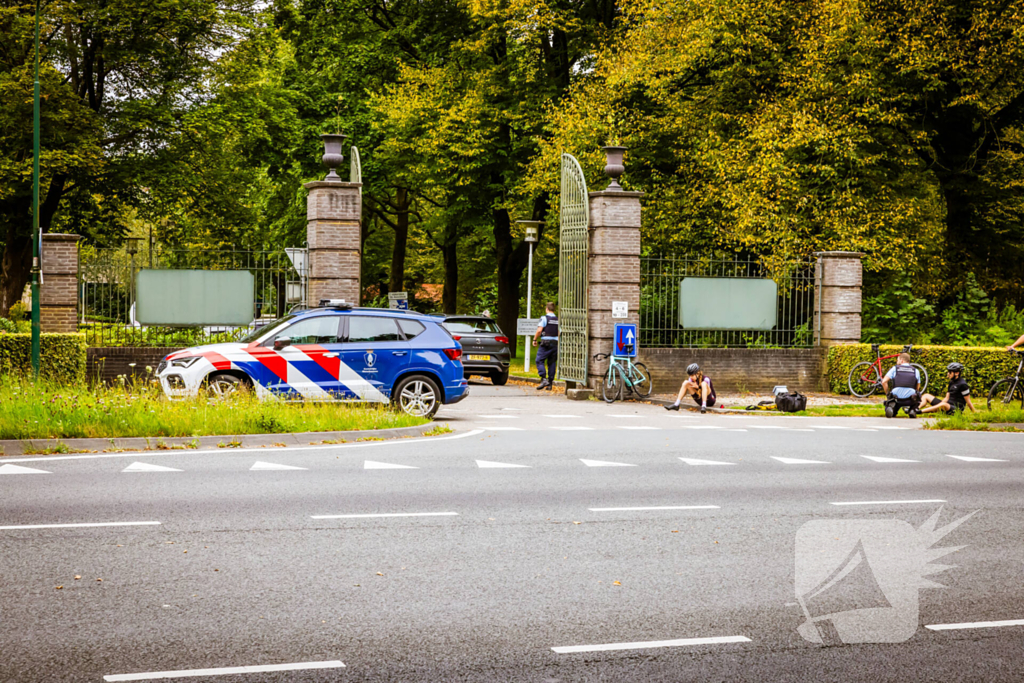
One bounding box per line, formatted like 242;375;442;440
467;354;490;361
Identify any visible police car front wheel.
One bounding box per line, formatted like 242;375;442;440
206;373;251;399
393;375;441;419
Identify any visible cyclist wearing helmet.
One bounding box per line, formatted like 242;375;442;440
919;362;976;414
665;363;716;414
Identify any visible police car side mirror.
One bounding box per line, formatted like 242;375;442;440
274;337;292;350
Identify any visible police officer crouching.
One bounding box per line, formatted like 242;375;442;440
533;302;559;390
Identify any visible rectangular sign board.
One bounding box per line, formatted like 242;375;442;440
613;323;638;358
388;291;409;310
612;301;628;319
136;269;254;327
678;277;778;330
517;318;540;336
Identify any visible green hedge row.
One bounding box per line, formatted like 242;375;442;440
0;333;87;384
826;344;1020;395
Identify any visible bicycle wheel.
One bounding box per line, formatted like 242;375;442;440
602;365;625;403
987;378;1024;411
630;362;653;398
848;361;881;397
911;363;929;393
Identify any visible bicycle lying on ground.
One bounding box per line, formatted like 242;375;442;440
847;344;929;398
987;349;1024;410
593;347;653;403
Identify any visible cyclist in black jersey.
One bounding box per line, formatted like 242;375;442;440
918;362;976;414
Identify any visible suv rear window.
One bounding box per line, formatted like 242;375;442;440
398;319;426;339
347;316;402;343
445;319;500;334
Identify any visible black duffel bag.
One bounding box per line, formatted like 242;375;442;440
775;391;807;413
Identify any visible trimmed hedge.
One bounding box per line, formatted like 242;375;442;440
827;344;1020;396
0;333;87;384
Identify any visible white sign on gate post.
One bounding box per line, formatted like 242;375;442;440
388;292;409;310
612;301;628;319
516;318;541;336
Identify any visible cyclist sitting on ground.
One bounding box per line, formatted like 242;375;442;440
918;362;976;415
881;353;921;418
665;363;715;414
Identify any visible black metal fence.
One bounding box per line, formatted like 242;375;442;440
79;245;302;347
639;255;817;348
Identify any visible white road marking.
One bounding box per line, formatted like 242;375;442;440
771;457;830;465
250;461;307;471
0;521;161;531
103;660;345;681
478;414;519;419
946;455;1007;462
483;427;524;431
364;460;418;470
830;499;945;506
679;457;735;466
861;455;920;463
0;430;486;463
579;458;636;467
588;505;719;512
617;426;660;430
926;619;1024;631
122;462;182;473
551;635;751;653
0;464;50;475
476;459;530;468
311;512;457;519
552;426;594;431
544;414;580;418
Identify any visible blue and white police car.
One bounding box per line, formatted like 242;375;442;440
155;301;468;418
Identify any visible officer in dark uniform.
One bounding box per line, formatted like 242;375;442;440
533;302;559;390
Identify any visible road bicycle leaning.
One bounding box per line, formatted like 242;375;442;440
847;344;929;398
987;349;1024;410
594;346;653;403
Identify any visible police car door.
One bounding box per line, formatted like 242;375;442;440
339;315;410;401
258;314;343;399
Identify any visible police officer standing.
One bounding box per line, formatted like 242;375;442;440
533;302;559;390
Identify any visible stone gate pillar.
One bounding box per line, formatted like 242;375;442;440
586;147;643;391
813;251;864;345
305;135;362;305
40;233;82;333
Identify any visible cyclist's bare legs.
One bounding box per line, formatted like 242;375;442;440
675;379;698;403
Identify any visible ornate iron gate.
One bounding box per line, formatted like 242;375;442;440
557;153;589;384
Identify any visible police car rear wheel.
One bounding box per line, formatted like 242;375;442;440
394;375;440;418
207;373;250;399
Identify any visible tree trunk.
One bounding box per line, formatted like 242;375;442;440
389;187;410;293
441;219;459;314
0;226;32;318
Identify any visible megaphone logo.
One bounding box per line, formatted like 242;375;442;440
795;508;975;645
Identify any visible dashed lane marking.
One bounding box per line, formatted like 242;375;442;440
122;462;182;473
579;458;636;467
475;460;531;468
771;456;830;465
311;512;457;519
250;461;308;471
0;521;161;531
679;457;735;466
946;455;1008;462
104;660;345;681
926;619;1024;631
0;464;50;475
588;505;719;512
830;499;945;506
364;460;418;470
552;635;751;654
860;455;920;463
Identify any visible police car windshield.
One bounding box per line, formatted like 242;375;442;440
444;319;500;334
238;315;296;344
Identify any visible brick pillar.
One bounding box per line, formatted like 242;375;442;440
586;189;643;390
813;251;864;345
40;233;82;333
305;181;362;305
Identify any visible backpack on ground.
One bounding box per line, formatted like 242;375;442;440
775;391;807;413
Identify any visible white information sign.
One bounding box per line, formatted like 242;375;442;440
612;301;629;319
517;318;541;336
388;291;409;310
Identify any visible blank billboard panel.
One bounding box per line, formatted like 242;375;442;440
678;277;778;330
136;270;254;326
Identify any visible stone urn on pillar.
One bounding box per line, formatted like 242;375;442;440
321;133;347;182
601;145;628;190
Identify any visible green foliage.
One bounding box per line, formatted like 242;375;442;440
0;379;427;440
8;302;27;322
826;344;1020;396
0;333;86;384
0;317;16;334
861;275;935;344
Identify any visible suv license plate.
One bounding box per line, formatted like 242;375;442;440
468;354;490;361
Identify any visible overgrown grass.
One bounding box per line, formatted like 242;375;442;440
0;379;428;440
925;403;1024;431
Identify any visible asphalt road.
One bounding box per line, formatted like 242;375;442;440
1;386;1022;682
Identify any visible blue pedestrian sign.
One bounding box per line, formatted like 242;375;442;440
614;323;638;358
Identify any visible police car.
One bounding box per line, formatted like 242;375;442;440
155;301;467;418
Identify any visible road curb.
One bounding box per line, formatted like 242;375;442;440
0;423;439;457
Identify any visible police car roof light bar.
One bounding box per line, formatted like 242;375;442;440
318;299;353;309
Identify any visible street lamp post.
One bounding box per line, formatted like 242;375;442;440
517;221;541;372
30;0;41;377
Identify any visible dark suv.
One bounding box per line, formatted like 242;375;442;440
442;316;511;385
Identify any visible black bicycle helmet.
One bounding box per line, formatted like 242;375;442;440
947;362;964;375
686;363;701;375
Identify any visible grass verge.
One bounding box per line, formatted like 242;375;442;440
0;379;428;440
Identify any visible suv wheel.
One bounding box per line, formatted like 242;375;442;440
207;373;250;399
393;375;441;418
491;370;509;386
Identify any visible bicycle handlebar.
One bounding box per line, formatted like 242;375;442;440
593;353;610;361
